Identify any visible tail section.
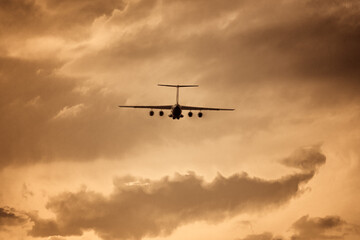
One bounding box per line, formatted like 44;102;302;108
158;84;198;104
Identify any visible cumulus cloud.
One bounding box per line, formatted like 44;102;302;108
240;215;360;240
29;171;313;239
291;215;360;240
27;147;324;240
281;145;326;172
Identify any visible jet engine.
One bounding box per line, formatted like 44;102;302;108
188;112;193;117
149;110;154;116
198;112;203;118
159;110;164;116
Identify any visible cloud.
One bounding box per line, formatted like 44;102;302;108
291;215;360;240
0;207;29;229
0;0;43;35
48;237;67;240
29;171;313;239
43;0;126;25
53;103;85;119
239;215;360;240
281;145;326;172
1;0;357;171
0;56;174;168
0;0;126;38
239;232;283;240
1;1;359;239
58;0;360;112
28;147;324;240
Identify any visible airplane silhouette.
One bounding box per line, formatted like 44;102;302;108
119;84;234;120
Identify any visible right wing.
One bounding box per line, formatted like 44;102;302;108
181;105;234;111
118;105;173;109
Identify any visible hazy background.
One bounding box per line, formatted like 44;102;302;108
1;0;360;239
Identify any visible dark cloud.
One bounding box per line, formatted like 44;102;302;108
281;145;326;172
29;145;322;240
1;0;357;168
0;56;167;168
0;0;43;35
62;0;360;112
0;207;28;229
242;0;360;78
2;0;360;101
0;54;240;169
1;0;359;239
291;215;360;240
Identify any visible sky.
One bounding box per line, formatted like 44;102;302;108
1;0;360;240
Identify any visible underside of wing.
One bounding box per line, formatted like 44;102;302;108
118;105;173;109
181;105;235;111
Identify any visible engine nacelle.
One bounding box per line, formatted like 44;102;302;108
149;110;154;116
198;112;203;118
188;112;193;117
159;111;164;116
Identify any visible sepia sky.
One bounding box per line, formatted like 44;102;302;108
1;0;360;240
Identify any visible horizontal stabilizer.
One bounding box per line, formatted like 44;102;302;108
158;84;199;88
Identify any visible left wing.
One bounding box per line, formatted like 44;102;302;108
118;105;172;109
181;105;234;111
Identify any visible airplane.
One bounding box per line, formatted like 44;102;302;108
119;84;234;120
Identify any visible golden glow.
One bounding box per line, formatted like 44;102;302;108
1;1;360;240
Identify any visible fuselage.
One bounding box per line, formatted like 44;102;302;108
170;104;183;119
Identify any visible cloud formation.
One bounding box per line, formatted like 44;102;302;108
28;146;323;240
239;232;282;240
240;215;360;240
0;207;28;229
29;171;313;239
0;0;126;37
0;57;168;168
281;145;326;172
291;215;360;240
1;0;360;169
1;1;360;240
